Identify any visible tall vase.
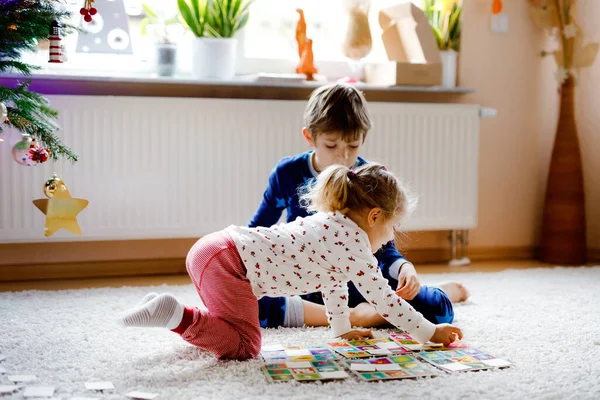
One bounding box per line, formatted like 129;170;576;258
539;75;587;265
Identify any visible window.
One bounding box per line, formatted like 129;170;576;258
25;0;421;79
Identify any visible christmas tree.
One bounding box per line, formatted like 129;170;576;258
0;0;77;162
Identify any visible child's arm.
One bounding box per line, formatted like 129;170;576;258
320;284;352;337
249;167;286;228
375;240;409;286
344;250;436;344
376;241;420;300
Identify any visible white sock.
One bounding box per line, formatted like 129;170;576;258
116;293;184;329
137;292;158;306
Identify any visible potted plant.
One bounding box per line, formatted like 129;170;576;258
141;3;182;76
178;0;251;80
423;0;462;87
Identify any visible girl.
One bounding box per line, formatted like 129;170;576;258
117;163;463;360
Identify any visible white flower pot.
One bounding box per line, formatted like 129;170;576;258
440;50;458;88
192;37;237;80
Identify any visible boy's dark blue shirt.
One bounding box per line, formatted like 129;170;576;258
249;151;407;327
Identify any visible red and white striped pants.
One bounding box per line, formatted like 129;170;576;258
181;230;261;360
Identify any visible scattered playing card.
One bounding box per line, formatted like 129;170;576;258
377;342;400;349
0;366;6;374
442;363;471;371
284;349;311;357
483;358;512;368
69;397;99;400
7;375;36;383
366;349;391;356
318;371;349;379
23;386;55;398
0;385;20;394
374;364;401;371
402;344;423;351
261;344;285;352
350;363;376;372
285;361;312;368
85;381;115;391
126;390;159;399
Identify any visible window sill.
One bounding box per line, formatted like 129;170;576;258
0;71;475;102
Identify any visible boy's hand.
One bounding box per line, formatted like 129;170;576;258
430;324;463;346
339;329;374;341
395;262;420;300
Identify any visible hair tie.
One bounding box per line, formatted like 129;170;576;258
347;170;357;179
380;165;387;171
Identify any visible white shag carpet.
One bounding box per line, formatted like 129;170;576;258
1;267;599;400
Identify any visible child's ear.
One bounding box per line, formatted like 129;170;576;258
302;128;315;147
367;208;383;227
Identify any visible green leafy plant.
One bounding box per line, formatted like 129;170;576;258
178;0;251;38
205;0;251;38
177;0;210;37
140;3;181;43
423;0;462;52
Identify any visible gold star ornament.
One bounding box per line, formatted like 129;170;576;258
33;173;89;237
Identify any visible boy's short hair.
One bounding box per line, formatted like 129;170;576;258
304;83;372;142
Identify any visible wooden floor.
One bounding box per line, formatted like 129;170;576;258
0;260;559;292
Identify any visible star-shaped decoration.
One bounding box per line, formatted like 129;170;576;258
32;174;89;237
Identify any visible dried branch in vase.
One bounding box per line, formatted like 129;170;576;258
527;0;598;84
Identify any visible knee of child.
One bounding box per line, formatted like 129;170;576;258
245;331;263;359
433;312;454;324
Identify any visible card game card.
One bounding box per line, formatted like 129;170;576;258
328;338;410;359
261;344;340;363
418;348;512;372
262;360;349;383
344;355;441;381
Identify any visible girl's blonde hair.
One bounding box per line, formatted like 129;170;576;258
300;163;417;221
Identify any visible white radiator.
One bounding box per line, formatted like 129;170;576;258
0;96;480;243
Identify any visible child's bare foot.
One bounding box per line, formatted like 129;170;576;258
437;282;469;303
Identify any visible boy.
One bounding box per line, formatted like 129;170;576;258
250;83;468;330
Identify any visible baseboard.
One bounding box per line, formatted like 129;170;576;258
0;258;187;282
402;246;536;264
0;244;536;283
588;248;600;262
2;237;595;283
0;238;197;266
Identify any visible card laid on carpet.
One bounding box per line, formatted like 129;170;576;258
70;397;100;400
390;333;468;352
7;375;36;383
262;360;349;383
85;381;115;391
261;344;339;362
344;355;441;381
0;385;21;394
126;390;159;399
418;348;512;372
23;386;55;398
328;337;410;358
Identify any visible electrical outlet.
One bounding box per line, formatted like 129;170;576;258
491;13;509;33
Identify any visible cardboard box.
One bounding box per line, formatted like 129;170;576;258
365;3;442;86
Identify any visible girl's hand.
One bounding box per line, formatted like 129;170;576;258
339;329;374;340
395;262;420;300
430;324;463;346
